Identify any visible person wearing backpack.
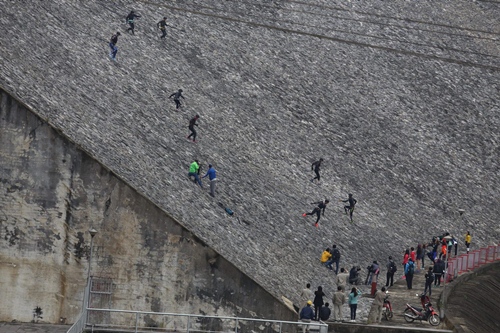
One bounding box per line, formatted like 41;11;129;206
423;267;434;296
404;258;415;289
385;256;397;287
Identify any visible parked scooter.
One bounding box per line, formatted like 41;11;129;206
404;294;440;326
382;291;393;320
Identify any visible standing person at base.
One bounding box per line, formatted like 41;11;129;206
336;268;349;291
310;158;324;184
300;283;314;309
423;267;434;296
302;200;329;227
386;256;397;287
332;286;346;322
348;287;361;322
404;258;415;289
341;194;357;222
125;10;141;35
367;287;385;324
465;231;472;254
313;286;325;321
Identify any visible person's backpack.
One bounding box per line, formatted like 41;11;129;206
407;262;415;275
427;273;434;283
390;261;397;273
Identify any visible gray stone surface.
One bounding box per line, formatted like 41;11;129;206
0;322;69;333
0;0;499;319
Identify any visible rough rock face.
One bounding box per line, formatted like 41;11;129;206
0;0;498;317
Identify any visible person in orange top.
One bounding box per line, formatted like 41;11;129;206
320;248;333;270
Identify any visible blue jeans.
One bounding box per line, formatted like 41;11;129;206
109;43;118;59
188;172;202;187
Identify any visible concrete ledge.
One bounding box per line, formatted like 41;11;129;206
327;322;453;333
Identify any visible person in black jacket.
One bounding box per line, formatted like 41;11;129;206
109;32;121;61
310;158;324;183
157;17;168;39
169;89;185;109
423;267;434;296
302;200;329;227
341;193;357;222
187;115;200;142
125;11;141;34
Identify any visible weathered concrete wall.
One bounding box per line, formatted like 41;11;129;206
0;90;296;324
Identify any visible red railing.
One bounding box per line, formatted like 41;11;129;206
445;244;499;282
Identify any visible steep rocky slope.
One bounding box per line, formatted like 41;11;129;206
0;0;499;306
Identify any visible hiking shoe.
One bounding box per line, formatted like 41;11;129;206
302;213;307;217
314;223;318;228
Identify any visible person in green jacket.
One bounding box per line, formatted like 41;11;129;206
188;160;202;187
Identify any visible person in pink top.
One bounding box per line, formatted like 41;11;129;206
402;249;410;271
410;247;416;262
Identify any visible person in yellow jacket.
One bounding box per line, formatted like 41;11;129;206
320;248;333;270
465;231;472;254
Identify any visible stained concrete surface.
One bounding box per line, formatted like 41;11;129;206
0;322;69;333
0;0;499;326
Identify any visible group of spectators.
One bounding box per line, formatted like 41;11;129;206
300;230;473;326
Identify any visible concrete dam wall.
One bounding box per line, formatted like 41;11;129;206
0;0;499;326
0;90;295;324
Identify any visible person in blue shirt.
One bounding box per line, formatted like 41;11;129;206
202;164;217;197
299;301;314;333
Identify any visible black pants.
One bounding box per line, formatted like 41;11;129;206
174;99;182;109
424;282;432;296
350;304;357;320
306;209;321;223
434;273;442;286
160;28;167;38
386;271;394;286
128;22;135;34
313;169;320;181
406;274;413;289
344;206;354;220
188;126;197;141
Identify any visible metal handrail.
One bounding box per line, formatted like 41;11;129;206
84;308;328;333
66;280;90;333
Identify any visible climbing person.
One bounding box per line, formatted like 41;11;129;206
202;164;217;197
367;287;385;324
108;32;121;61
340;194;357;222
313;286;325;321
302;200;329;227
188;160;202;188
310;158;324;184
348;287;361;322
465;231;472;254
169;89;185;109
385;256;397;287
332;286;346;322
423;267;434;296
404;258;415;289
157;17;168;39
125;10;141;34
320;248;333;270
319;302;331;321
300;283;314;309
330;244;341;274
299;301;314;333
187;115;199;142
